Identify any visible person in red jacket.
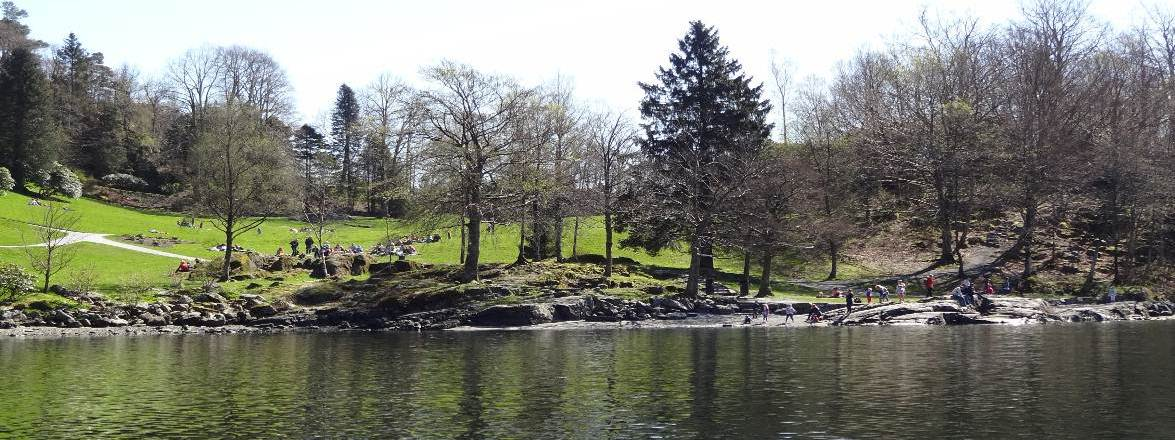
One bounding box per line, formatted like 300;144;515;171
924;275;936;297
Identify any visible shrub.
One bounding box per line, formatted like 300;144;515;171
100;173;149;191
160;182;184;195
34;163;83;199
0;166;13;195
0;262;36;304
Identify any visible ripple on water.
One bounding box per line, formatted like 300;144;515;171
0;323;1173;438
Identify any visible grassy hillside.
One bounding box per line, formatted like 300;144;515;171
0;192;865;301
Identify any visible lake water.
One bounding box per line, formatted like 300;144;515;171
2;322;1173;439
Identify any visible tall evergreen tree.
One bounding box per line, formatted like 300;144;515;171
51;33;120;176
292;124;326;211
623;21;772;296
0;47;56;189
0;1;46;56
330;84;360;210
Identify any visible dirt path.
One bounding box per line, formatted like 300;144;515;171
0;228;198;261
790;245;1007;292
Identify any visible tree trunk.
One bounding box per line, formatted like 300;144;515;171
602;213;612;278
463;195;480;282
757;253;773;298
222;239;234;281
553;210;564;262
956;245;965;280
573;216;581;261
515;205;528;265
740;251;751;297
459;210;466;265
529;197;543;261
826;239;839;281
685;236;701;297
1082;247;1099;294
701;242;715;295
935;171;955;263
1022;203;1036;289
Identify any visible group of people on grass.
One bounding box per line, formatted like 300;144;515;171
279;234;439;260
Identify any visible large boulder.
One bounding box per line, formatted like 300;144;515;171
293;284;344;305
267;256;297;272
193;292;228;304
311;254;369;278
552;297;591;321
470;304;555;326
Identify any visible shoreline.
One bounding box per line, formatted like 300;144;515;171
4;297;1173;339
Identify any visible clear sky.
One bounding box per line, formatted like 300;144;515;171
24;0;1152;125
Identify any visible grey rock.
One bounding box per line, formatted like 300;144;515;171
193;292;228;304
470;304;555;326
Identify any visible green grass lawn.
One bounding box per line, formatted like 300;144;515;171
0;191;857;301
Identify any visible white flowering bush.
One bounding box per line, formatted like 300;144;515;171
0;263;36;304
35;163;83;199
0;166;13;195
101;173;149;191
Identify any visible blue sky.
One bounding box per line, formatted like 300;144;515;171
25;0;1148;125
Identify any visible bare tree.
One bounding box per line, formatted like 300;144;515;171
419;61;534;281
166;45;222;126
585;110;637;277
795;77;856;279
362;74;422;215
769;51;795;143
188;103;293;280
22;204;80;292
216;45;294;122
1002;0;1101;286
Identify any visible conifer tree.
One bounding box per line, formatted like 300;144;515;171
0;47;56;189
330;84;361;210
623;21;772;296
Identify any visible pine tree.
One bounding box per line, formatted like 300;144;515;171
0;47;56;189
330;84;360;210
51;33;118;176
625;21;772;296
0;1;47;56
292;124;326;212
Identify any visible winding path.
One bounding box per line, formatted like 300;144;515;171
0;228;198;261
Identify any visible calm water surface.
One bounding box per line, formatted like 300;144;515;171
1;322;1173;439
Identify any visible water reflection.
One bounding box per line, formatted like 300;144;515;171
1;322;1173;439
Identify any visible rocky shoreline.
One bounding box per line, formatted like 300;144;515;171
3;286;1173;338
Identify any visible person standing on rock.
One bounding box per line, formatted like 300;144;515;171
305;237;314;254
783;303;796;324
877;285;890;303
844;289;855;315
1107;285;1117;303
290;239;299;256
864;286;873;304
896;279;907;303
761;303;771;322
924;275;936;297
